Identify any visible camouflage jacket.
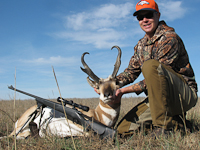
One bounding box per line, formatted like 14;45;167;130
117;21;198;95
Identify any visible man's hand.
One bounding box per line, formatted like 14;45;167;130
114;83;142;101
94;88;100;95
113;89;123;103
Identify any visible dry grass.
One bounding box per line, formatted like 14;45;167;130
0;97;200;150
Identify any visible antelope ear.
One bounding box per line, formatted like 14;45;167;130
86;76;99;89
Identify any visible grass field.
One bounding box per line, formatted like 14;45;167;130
0;97;200;150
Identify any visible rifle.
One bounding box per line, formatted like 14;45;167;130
8;85;116;139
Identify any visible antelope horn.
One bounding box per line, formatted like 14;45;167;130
80;52;100;83
111;46;122;78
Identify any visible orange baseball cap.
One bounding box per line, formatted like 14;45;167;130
133;0;159;16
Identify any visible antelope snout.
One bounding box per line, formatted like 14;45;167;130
104;92;111;98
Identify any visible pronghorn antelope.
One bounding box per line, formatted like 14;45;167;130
80;45;122;127
1;46;122;139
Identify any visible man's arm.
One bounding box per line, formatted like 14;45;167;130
116;46;142;87
114;81;146;102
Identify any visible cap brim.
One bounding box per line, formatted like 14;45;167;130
133;8;157;16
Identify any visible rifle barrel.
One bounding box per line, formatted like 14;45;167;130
8;85;44;100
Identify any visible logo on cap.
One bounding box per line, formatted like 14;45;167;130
138;0;149;6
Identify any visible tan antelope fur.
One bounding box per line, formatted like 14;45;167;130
1;46;122;139
8;105;38;139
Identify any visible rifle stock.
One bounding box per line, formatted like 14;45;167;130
8;85;116;139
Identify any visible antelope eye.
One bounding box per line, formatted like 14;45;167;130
116;80;119;85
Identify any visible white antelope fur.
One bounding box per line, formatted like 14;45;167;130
34;107;85;137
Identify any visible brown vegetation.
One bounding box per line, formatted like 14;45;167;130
0;97;200;149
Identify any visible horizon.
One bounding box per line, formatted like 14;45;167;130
0;0;199;100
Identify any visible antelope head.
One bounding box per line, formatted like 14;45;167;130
80;46;122;104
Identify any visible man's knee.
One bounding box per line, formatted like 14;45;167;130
142;59;160;78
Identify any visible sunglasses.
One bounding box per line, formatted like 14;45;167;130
136;12;154;21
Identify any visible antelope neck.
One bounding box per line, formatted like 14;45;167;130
99;99;120;109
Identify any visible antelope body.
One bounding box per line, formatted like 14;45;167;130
2;46;122;139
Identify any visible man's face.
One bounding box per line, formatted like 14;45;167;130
137;10;160;38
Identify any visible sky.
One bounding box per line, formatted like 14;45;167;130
0;0;199;100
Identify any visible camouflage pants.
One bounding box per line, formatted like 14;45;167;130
117;59;197;135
